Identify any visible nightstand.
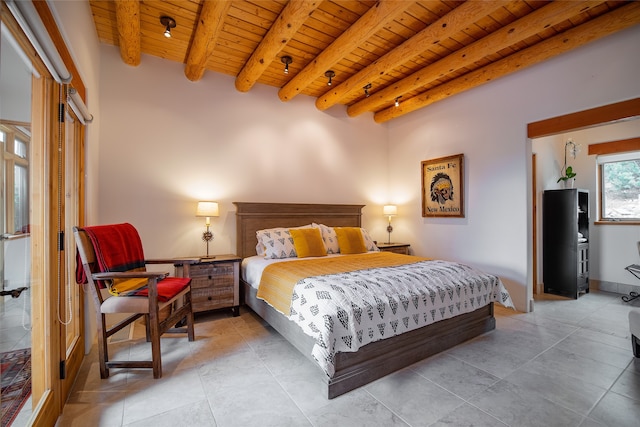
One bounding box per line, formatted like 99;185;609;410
377;242;410;255
175;255;241;316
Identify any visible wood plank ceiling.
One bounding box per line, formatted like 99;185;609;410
89;0;640;123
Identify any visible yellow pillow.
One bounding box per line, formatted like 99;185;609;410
289;228;327;258
335;227;367;254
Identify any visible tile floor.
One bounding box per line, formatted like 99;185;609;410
54;290;640;427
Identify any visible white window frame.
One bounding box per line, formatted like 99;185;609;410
597;151;640;222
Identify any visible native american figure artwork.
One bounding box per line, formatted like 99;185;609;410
430;173;454;205
422;154;464;218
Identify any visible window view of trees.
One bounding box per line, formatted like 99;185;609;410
601;157;640;220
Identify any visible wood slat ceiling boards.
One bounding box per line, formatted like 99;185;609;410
89;0;640;123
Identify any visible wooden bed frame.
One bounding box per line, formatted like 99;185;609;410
234;202;495;399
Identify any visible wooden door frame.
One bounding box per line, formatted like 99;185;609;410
532;153;538;295
1;4;87;425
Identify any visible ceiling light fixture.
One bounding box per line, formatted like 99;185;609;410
160;16;176;38
395;96;402;107
325;70;335;86
363;83;372;98
281;55;293;74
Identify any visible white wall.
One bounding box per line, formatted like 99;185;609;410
97;45;390;259
388;25;640;312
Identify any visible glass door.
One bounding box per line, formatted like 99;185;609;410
2;4;87;423
0;20;35;425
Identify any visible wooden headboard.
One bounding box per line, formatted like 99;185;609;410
233;202;364;258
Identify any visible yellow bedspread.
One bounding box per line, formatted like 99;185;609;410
257;252;429;314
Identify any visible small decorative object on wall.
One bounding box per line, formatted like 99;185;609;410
422;153;464;218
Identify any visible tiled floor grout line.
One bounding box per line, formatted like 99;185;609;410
415;372;510;427
448;297;633;427
362;388;414;427
585;356;639;422
51;291;640;427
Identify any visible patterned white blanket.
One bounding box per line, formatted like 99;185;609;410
287;259;514;377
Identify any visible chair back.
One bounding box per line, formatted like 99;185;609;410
75;227;95;269
74;226;107;308
75;223;149;298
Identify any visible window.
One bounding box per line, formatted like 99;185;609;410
598;151;640;221
1;122;30;233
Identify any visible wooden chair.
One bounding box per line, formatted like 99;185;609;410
74;223;195;379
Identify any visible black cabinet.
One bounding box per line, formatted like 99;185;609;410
543;189;589;298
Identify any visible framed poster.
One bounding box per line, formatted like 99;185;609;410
421;153;464;218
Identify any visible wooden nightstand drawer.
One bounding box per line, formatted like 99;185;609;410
191;287;234;312
376;243;410;255
190;263;235;285
176;255;241;316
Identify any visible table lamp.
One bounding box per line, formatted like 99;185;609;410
383;205;397;244
196;201;219;259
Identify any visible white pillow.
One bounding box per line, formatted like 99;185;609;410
314;223;340;254
361;227;380;252
314;223;379;253
256;224;315;259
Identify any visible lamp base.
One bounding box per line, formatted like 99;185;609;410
201;256;217;261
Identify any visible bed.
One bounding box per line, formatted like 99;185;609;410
234;202;513;399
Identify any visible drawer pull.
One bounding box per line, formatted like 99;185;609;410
208;296;212;301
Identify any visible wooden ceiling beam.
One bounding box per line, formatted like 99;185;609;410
114;0;140;67
278;0;412;102
235;1;320;93
531;98;640;139
374;1;640;123
316;1;509;112
185;0;232;82
348;0;605;117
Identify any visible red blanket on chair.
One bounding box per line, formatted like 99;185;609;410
75;223;190;302
86;223;146;273
75;223;145;285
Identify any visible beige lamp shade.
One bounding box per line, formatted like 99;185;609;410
196;201;218;258
196;201;219;217
383;205;397;216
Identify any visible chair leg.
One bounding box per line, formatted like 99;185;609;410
145;315;151;342
187;312;195;342
186;292;195;342
148;309;162;379
633;334;640;358
98;315;110;379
